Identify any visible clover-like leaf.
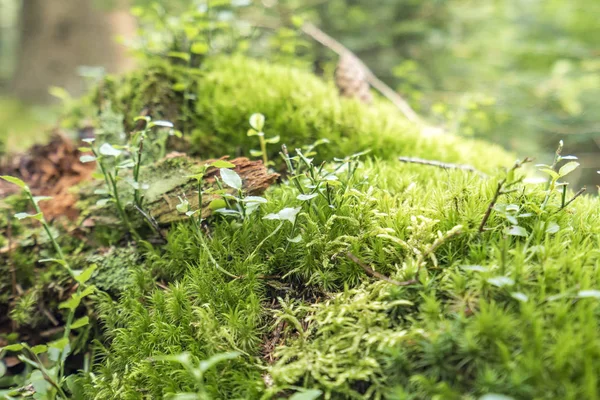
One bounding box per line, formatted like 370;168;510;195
220;168;242;190
249;113;265;131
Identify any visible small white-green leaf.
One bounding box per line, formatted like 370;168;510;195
249;113;265;131
209;199;227;210
31;344;48;354
14;212;43;221
560;155;578;160
39;258;67;267
32;196;52;204
462;265;488;272
96;198;112;207
1;175;28;190
191;41;209;54
545;222;560;234
511;292;529;302
487;276;515;288
558;161;579;178
99;143;122;157
506;226;528;237
198;351;241;373
287;234;303;243
249;149;263;157
289;389;323;400
479;395;515;400
220;168;242;190
71;316;90;329
79;155;96;163
242;196;268;204
176;200;190;214
264;135;280;144
577;290;600;299
539;168;559;180
277;207;301;224
297;193;318;201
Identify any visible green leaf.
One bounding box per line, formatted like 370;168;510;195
247;128;260;137
249;113;265;131
32;196;52;204
198;351;241;373
79;155;96;163
241;196;267;204
249;149;263;157
191;42;209;55
511;292;529;302
297;193;318;201
577;290;600;299
539;168;559;180
176;199;190;214
506;226;528;237
71;316;90;329
0;175;29;190
75;264;97;284
59;296;81;312
14;212;43;221
479;395;515;400
289;389;323;400
287;234;303;243
545;222;560;234
99;143;122;157
39;258;67;267
1;343;23;352
48;86;71;102
220;168;242;190
210;160;236;169
558;161;579;177
264;135;280;144
30;344;48;354
48;337;69;351
167;51;191;62
487;276;515;288
148;120;174;129
209;199;227;210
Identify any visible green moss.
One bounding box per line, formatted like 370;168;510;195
14;56;600;399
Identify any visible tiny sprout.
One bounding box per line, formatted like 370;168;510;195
176;197;190;214
247;112;279;166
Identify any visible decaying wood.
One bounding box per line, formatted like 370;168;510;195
146;154;279;224
0;132;96;221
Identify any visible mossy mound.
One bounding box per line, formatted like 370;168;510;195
84;56;513;172
74;58;600;399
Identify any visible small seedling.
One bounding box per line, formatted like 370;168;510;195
247;113;280;167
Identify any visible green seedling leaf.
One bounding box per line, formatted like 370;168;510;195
539;168;559;180
96;198;112;207
79;155;96;163
148;120;174;128
210;160;236;169
249;113;265;131
14;212;43;221
78;147;92;152
289;389;323;400
479;395;515;400
99;143;122;157
176;199;190;214
39;258;67;267
172;82;187;92
297;193;318;201
462;265;488;272
1;343;23;352
558;161;579;177
198;351;241;373
75;264;97;284
220;168;242;190
82;138;95;144
560;155;578;160
242;196;267;204
264;135;280;144
71;316;90;329
30;344;48;354
545;222;560;234
59;296;81;312
80;285;96;298
209;199;227;210
577;290;600;299
511;292;529;302
487;276;515;288
1;175;29;190
249;149;263;157
506;226;528;237
264;207;301;224
32;196;52;204
48;337;69;351
48;86;71;102
247;129;261;137
287;234;303;243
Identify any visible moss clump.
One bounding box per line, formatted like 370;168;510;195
13;56;600;399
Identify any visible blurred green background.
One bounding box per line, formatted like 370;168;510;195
0;0;598;187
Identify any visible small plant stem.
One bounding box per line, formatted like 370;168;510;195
192;218;238;279
346;252;416;286
259;135;268;166
133;134;145;207
561;184;568;208
108;172;141;241
556;187;586;213
247;222;284;263
26;191;65;261
22;348;69;399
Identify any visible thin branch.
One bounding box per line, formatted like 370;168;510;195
556;187;587;213
398;156;488;178
300;22;421;124
479;157;533;233
346;252;417;286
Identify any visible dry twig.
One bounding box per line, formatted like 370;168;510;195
398;156;488;178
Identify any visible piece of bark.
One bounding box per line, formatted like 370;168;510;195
145;154;279;224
